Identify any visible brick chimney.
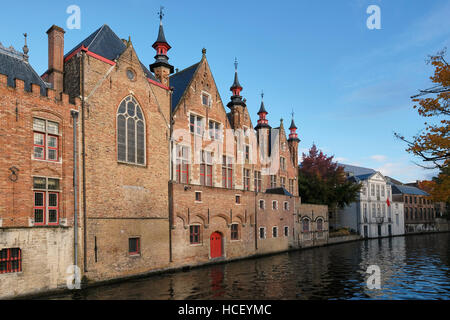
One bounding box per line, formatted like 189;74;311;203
46;25;65;98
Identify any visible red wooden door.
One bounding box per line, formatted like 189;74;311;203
210;232;222;258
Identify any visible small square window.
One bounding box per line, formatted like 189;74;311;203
259;200;265;209
259;227;266;239
195;192;202;202
129;238;140;255
202;92;211;107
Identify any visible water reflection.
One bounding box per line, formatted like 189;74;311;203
51;233;450;300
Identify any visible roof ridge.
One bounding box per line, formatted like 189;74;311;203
170;62;201;77
86;24;106;50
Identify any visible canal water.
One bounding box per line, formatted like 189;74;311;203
52;233;450;300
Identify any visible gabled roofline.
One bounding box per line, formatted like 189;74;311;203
64;45;170;91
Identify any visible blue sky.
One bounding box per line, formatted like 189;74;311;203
1;0;449;182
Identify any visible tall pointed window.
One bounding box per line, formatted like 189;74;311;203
117;96;145;165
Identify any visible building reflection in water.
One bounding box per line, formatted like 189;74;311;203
50;233;449;300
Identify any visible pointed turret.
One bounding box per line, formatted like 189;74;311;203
288;111;300;170
255;92;270;129
227;58;246;129
150;7;174;85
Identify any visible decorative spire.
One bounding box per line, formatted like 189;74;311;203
256;91;270;129
227;57;246;110
202;48;206;58
288;109;299;141
150;6;174;74
22;33;29;61
257;91;268;115
230;57;242;96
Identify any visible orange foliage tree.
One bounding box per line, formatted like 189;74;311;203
395;48;449;170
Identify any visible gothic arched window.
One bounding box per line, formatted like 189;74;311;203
117;96;145;165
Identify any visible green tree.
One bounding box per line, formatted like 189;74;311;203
298;145;361;213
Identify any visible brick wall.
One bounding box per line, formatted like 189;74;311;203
0;74;79;298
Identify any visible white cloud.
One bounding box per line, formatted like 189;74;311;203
370;155;388;162
375;162;439;183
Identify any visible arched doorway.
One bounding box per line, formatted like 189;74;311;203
210;232;223;258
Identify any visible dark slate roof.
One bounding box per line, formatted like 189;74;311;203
257;100;268;114
230;71;241;89
169;62;200;111
154;22;168;45
65;24;157;81
391;184;429;196
351;173;375;182
265;187;294;197
339;164;376;176
289;118;297;130
0;44;50;95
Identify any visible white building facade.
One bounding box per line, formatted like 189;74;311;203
335;165;405;238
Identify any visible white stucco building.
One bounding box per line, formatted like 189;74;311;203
334;164;405;238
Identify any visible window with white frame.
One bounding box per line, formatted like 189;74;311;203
272;227;278;238
272;200;278;210
244;145;250;162
289;179;294;194
372;203;376;218
200;150;213;187
176;145;190;184
33;118;60;161
280;177;286;189
381;185;385;197
280;157;286;171
259;227;266;239
201;91;212;107
190;114;203;135
283;201;289;211
222;156;233;189
33;177;60;225
254;171;262;192
370;184;375;196
117;96;145;165
259;200;265;209
208;120;221;140
243;169;250;191
270;175;277;188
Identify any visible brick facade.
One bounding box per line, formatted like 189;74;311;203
0;70;79;297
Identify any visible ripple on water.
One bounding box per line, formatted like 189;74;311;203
47;233;450;300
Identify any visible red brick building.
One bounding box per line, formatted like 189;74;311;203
0;28;80;297
1;15;306;297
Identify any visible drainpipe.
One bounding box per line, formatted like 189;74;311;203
254;189;258;250
168;87;174;263
80;51;88;273
71;110;79;269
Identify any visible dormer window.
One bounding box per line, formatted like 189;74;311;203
201;91;211;107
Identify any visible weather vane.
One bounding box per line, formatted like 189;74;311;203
261;90;264;100
158;6;165;21
234;57;238;71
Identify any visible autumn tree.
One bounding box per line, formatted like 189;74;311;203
298;145;361;213
395;48;450;170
